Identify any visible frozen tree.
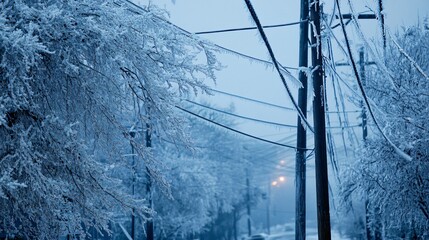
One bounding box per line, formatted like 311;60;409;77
0;0;219;238
340;26;429;239
151;105;250;239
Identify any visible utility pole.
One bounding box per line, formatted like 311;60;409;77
295;0;309;239
310;1;332;239
233;208;238;240
130;131;137;240
360;47;372;240
377;0;386;52
246;169;252;237
335;13;376;20
358;48;383;240
145;122;154;240
266;181;271;235
335;10;379;237
336;47;376;240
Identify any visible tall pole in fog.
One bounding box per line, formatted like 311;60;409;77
266;181;271;235
310;0;332;239
295;0;309;239
145;122;154;240
246;169;252;236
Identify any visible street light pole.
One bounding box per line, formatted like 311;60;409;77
145;123;154;240
267;176;285;235
266;181;271;235
246;169;252;237
130;130;136;240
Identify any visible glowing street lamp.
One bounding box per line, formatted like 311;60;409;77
267;175;286;235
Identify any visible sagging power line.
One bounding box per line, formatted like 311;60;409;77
175;105;312;150
195;20;304;35
185;99;362;129
210;88;360;114
122;0;299;72
243;0;314;133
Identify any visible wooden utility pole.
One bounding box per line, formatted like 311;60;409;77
334;11;379;238
145;123;154;240
310;1;332;239
295;0;309;239
359;48;383;240
246;169;252;237
359;48;368;142
130;131;137;240
360;47;372;240
233;208;238;240
377;0;386;52
335;13;376;20
336;47;376;239
266;181;271;235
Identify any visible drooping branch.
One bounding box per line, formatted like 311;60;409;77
336;0;412;161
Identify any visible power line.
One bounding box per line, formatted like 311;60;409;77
213;45;299;71
243;0;314;133
195;20;305;35
175;105;312;150
122;0;298;72
325;35;359;157
328;124;361;129
157;138;300;173
210;88;360;114
185;99;297;128
158;136;298;171
120;0;361;159
345;1;398;91
258;132;297;138
210;89;295;111
185;99;362;129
